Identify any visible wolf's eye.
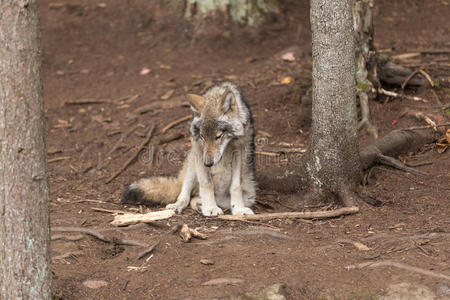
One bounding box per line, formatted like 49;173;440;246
215;132;223;140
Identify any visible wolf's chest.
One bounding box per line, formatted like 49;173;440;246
209;162;233;194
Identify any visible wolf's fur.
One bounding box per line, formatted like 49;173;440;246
122;82;256;216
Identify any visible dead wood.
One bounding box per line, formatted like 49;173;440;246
218;206;359;221
378;87;428;103
158;132;184;145
346;260;450;281
91;207;128;215
106;123;155;183
136;224;181;260
101;124;140;165
180;224;208;242
51;226;148;247
64;98;114;105
110;209;175;226
161;115;191;133
48;156;70;163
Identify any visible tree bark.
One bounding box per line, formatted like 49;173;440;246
0;1;52;299
183;0;279;40
307;0;360;206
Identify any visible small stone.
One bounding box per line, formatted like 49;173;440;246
200;259;214;265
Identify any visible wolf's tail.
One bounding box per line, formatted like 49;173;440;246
121;176;182;206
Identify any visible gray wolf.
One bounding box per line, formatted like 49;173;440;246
121;82;256;216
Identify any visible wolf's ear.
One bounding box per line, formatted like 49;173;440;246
187;94;205;115
218;90;236;114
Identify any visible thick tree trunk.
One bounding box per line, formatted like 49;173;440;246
0;1;52;299
307;0;360;206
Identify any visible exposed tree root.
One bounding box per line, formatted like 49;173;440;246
346;260;450;281
256;128;438;196
357;91;378;139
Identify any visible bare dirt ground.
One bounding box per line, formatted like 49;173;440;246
41;0;450;299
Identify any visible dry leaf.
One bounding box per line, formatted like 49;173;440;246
160;64;172;70
353;241;370;251
280;76;294;85
281;52;296;61
139;68;151;75
160;89;174;100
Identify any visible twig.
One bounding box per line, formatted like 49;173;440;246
377;87;428;103
51;226;148;247
217;206;359;221
53;251;84;261
346;260;450;281
158;132;184;145
106;124;156;183
91;207;128;215
404;122;450;130
161;115;191;133
401;69;421;89
418;70;434;87
102;124;140;164
136;224;181;260
64;98;114;105
48;156;70;163
414;112;438;131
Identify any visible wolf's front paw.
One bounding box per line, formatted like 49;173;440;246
231;206;254;215
201;205;224;217
166;203;185;214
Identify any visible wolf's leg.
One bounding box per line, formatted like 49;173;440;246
166;153;196;214
196;160;223;216
230;151;254;215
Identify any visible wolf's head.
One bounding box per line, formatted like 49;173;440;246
188;89;245;167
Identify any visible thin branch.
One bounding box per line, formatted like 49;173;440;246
161;115;191;133
217;207;359;222
377;87;428;103
106;123;156;183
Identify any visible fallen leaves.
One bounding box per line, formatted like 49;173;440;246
436;129;450;153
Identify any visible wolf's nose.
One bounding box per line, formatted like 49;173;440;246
204;161;214;167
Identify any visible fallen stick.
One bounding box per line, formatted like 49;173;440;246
110;209;175;226
136;224;181;260
217;206;359;221
401;69;421;89
106;123;156;183
53;250;84;261
101;124;140;166
404;122;450;130
161;115;191;133
377;87;427;103
91;207;128;215
51;226;148;247
64;98;114;105
180;224;208;242
346;260;450;281
158;132;184;145
48;156;70;163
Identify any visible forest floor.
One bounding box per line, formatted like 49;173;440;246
41;0;450;299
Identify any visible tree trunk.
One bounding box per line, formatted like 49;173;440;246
184;0;279;40
0;1;52;299
307;0;360;206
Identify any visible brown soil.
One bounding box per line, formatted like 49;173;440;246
42;1;450;299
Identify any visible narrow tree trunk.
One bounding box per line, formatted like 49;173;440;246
0;1;52;299
307;0;360;206
184;0;279;40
